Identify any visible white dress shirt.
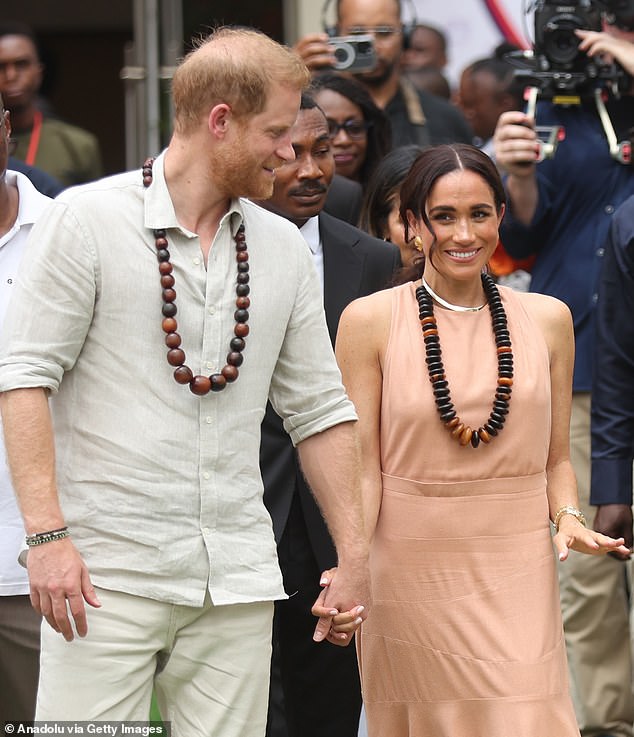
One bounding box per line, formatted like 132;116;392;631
0;171;52;595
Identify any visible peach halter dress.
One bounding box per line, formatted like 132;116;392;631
357;281;580;737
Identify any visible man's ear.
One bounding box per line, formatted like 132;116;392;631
208;103;232;138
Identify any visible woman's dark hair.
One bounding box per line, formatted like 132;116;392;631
358;144;423;238
310;71;392;185
396;143;506;283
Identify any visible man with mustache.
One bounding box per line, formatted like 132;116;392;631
255;93;400;737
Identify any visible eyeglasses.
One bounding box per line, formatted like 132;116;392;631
341;25;401;40
328;119;371;140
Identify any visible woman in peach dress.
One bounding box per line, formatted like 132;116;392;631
334;144;629;737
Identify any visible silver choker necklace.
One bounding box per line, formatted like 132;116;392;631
421;277;486;313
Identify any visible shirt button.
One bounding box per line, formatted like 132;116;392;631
203;471;210;480
206;416;212;424
193;257;201;265
592;292;598;303
208;306;216;315
202;527;211;535
605;204;615;214
597;248;605;257
205;361;213;370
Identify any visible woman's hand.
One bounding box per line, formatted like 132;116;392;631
554;514;631;561
311;567;366;647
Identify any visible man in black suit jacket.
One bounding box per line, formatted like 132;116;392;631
255;93;400;737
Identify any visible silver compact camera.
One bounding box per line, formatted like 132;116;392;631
328;34;377;72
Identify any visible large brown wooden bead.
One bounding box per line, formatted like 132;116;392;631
236;296;251;309
235;323;250;338
446;417;461;429
162;317;177;333
165;332;181;349
230;337;246;352
190;375;212;395
237;251;249;263
227;351;244;367
167;348;186;366
210;374;227;392
479;427;491;443
161;274;175;288
222;365;239;382
498;377;513;387
174;366;194;384
159;261;173;275
162;288;176;303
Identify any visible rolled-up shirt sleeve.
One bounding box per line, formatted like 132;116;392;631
590;197;634;506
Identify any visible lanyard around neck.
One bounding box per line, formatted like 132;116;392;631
25;110;43;166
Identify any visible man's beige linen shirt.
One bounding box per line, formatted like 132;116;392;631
0;152;357;607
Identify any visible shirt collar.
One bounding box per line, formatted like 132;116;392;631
6;169;52;227
143;150;244;238
299;215;321;253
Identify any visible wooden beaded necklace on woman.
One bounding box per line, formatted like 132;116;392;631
142;157;250;396
415;272;513;449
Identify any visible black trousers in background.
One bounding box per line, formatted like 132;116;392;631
266;496;362;737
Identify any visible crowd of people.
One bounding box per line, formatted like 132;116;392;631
1;2;634;737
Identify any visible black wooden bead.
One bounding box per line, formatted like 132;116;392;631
488;417;503;429
162;303;177;318
230;337;246;352
236;284;250;297
470;431;481;449
440;409;457;422
484;422;499;436
234;309;249;323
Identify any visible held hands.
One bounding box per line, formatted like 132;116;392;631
493;111;541;177
27;537;101;641
554;512;631;562
311;566;370;647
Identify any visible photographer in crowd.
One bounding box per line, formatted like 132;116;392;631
494;12;634;737
293;0;471;149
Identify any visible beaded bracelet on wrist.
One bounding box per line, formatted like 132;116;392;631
25;526;70;547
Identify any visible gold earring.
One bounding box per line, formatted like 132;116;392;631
414;235;424;252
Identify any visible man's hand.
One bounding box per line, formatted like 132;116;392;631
576;29;634;78
293;33;337;73
593;504;633;561
311;564;370;647
27;537;101;641
493;110;542;176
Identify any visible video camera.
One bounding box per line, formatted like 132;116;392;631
512;0;634;99
506;0;634;164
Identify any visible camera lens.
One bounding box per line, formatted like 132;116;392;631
543;16;583;66
332;42;354;70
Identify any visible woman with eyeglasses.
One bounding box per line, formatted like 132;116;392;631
311;72;391;188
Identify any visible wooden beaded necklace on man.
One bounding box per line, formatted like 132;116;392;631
142;157;250;396
415;272;513;448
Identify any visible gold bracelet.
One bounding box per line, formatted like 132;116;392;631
553;505;587;532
